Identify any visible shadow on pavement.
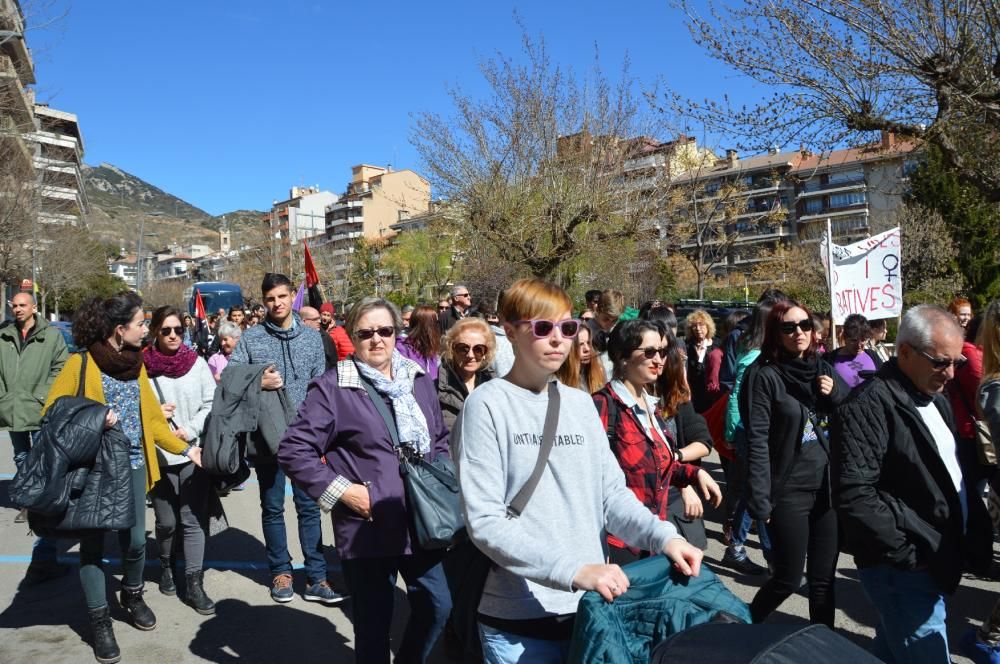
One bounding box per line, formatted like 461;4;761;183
190;598;352;663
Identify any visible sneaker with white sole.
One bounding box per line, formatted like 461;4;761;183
303;580;349;605
270;573;294;603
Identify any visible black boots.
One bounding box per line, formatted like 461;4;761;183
158;557;176;596
185;571;215;615
88;606;121;664
119;583;156;630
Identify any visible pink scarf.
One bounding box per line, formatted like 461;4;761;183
143;342;199;378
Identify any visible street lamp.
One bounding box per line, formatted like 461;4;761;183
135;212;163;293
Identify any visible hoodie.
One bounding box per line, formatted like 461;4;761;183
228;313;325;409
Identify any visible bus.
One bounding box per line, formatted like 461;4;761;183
183;282;244;317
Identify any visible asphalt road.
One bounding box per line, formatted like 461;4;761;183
0;431;994;663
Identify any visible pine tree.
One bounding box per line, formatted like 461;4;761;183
908;146;1000;308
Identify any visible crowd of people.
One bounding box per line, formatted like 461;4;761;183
2;279;999;664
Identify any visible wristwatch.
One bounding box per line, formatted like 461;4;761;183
676;448;685;463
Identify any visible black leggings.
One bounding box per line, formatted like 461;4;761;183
750;483;838;627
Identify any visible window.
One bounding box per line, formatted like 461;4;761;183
828;169;864;185
805;198;824;214
829;192;867;208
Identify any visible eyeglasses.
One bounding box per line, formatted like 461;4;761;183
355;326;396;341
454;292;470;298
438;305;449;311
913;346;967;371
301;317;320;323
635;346;669;360
512;319;581;339
779;318;815;335
453;343;488;359
159;326;184;337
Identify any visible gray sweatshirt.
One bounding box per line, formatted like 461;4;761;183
150;357;216;466
454;379;681;620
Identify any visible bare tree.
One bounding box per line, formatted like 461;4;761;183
673;0;1000;201
34;224;108;316
412;31;679;281
667;158;786;299
872;202;965;306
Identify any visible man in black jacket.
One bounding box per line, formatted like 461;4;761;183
833;304;993;664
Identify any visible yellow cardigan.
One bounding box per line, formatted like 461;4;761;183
43;353;188;492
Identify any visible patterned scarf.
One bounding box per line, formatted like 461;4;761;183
355;350;431;455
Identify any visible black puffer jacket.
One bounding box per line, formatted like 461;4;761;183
832;360;993;593
9;396;135;536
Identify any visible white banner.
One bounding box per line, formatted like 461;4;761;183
825;227;902;325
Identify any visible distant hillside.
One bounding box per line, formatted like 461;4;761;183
82;163;265;253
84;163;213;222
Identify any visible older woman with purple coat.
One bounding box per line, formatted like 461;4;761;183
278;297;452;664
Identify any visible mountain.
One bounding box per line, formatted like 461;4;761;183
83;163;213;222
81;163;265;253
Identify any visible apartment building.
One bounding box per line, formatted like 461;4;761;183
666;131;918;277
324;164;431;287
264;185;339;275
0;0;35;181
30;104;89;226
791;133;918;242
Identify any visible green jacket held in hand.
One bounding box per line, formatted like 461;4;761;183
0;315;68;431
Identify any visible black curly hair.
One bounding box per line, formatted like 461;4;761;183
72;291;143;348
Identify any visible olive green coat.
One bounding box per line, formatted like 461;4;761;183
0;315;68;431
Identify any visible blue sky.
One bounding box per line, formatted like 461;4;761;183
27;1;760;216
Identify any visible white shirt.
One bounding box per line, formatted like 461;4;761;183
915;401;968;530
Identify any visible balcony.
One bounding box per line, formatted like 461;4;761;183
0;57;33;122
0;117;34;175
797;206;869;224
734;225;792;243
0;15;35;85
326;215;363;229
24;130;82;164
797;181;866;199
624;155;660;172
40;183;80;201
38;210;79;226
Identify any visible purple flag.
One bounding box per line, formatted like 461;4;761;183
292;281;306;312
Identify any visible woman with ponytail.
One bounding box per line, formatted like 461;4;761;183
43;292;200;664
144;306;217;616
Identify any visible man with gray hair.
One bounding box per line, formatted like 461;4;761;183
833;304;993;663
438;284;472;334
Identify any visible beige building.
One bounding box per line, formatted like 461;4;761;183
1;0;36;184
325;164;431;286
666;131;919;278
30;104;89;226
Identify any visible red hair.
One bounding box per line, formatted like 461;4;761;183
759;300;816;363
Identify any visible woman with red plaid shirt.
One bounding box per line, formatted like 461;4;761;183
593;319;722;566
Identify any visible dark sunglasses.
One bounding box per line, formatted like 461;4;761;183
779;318;815;335
512;318;581;339
636;346;669;360
438;305;449;311
355;326;395;341
913;346;967;371
453;343;488;359
159;326;184;337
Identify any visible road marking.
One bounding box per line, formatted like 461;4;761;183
0;554;341;572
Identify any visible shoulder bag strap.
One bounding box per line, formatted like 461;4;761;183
76;351;88;398
359;375;402;449
507;381;560;518
149;374;179;431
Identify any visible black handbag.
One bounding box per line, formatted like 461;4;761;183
359;376;464;550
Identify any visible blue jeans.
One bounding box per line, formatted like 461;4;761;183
255;460;325;583
479;623;570;664
858;565;949;664
341;551;451;664
729;428;772;560
10;431;57;564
